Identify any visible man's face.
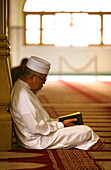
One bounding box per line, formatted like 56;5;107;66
31;73;47;92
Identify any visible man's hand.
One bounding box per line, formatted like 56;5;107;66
63;118;77;127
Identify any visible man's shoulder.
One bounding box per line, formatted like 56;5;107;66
14;80;31;95
12;82;29;100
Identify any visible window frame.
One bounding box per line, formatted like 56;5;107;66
24;11;111;46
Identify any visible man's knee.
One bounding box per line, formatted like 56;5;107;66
79;125;92;140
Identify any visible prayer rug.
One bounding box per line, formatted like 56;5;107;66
0;142;104;170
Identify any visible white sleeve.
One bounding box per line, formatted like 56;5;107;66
16;92;64;135
21;113;64;135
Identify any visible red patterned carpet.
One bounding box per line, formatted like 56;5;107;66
0;80;111;170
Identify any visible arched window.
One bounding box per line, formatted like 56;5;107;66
23;0;111;46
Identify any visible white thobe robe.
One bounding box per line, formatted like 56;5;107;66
9;79;99;150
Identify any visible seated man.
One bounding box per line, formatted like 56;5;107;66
9;56;105;150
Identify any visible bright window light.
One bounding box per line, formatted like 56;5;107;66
42;30;55;44
103;15;111;44
88;15;101;44
24;0;111;46
54;13;71;46
26;15;40;44
26;15;40;29
26;30;40;44
71;13;89;46
24;0;111;12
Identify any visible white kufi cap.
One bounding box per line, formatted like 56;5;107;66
26;56;51;74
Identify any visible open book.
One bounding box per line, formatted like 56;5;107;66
59;112;83;125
